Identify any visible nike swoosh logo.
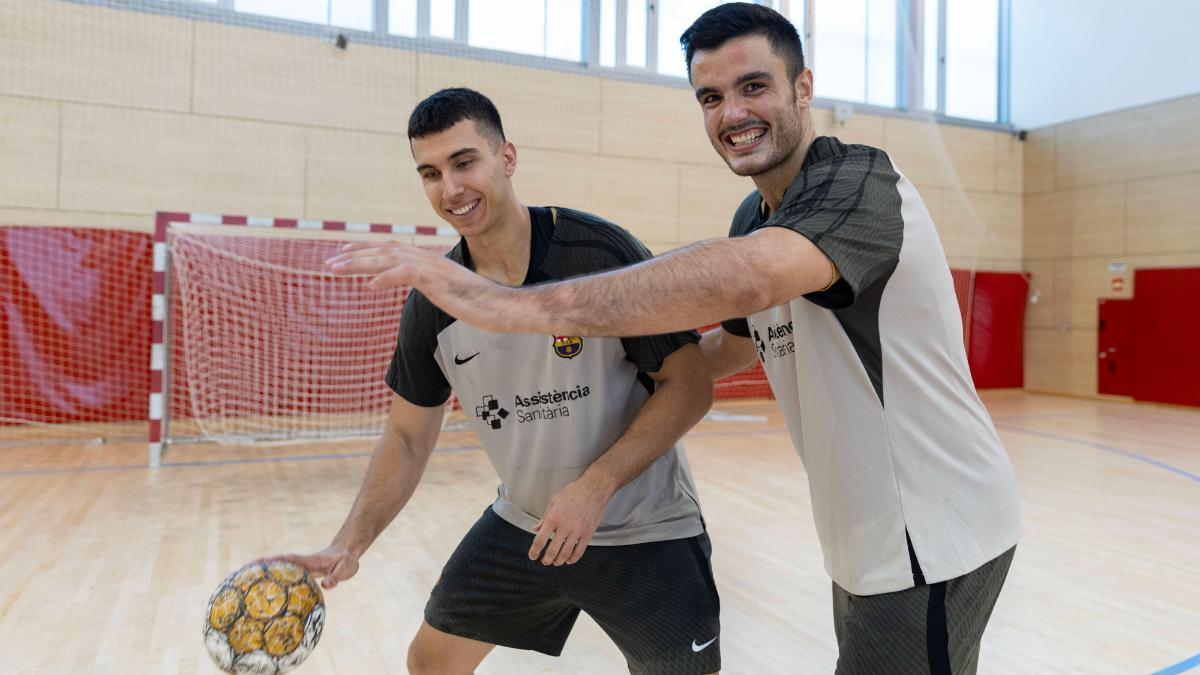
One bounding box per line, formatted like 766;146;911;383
691;637;717;653
454;352;480;365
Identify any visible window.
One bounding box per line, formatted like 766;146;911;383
812;0;896;107
468;0;582;60
389;0;417;36
626;0;648;68
923;0;939;110
944;0;998;120
600;0;618;67
149;0;1008;127
788;0;809;53
545;0;585;61
429;0;456;39
234;0;373;31
655;0;734;78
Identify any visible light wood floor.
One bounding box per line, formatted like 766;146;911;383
1;391;1198;674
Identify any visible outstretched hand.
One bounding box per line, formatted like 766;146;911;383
261;546;360;591
528;475;614;566
325;241;449;291
325;241;519;333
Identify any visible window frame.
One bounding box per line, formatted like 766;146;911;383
92;0;1013;130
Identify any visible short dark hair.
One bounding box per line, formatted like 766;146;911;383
680;3;805;83
407;87;507;148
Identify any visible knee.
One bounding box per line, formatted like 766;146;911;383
406;637;442;675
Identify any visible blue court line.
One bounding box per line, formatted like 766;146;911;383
1153;652;1200;675
994;423;1200;484
0;426;786;478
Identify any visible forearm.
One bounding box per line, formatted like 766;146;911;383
580;370;713;495
419;238;771;337
532;239;769;336
330;428;432;556
700;327;758;380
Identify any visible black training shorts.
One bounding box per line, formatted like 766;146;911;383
424;507;721;675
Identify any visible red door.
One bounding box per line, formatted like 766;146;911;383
1097;298;1132;395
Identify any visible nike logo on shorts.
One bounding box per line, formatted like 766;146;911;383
691;637;717;652
454;352;480;365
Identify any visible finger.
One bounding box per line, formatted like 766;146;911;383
369;266;416;290
340;241;398;252
322;558;349;590
528;525;553;561
552;537;578;566
259;553;321;572
540;532;567;566
566;535;592;565
325;249;386;268
328;254;402;276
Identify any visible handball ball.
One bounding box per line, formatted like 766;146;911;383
203;561;325;674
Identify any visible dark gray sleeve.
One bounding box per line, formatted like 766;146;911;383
384;293;451;407
765;148;904;309
720;318;751;337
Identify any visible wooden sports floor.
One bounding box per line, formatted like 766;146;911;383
1;391;1197;674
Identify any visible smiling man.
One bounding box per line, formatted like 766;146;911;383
287;88;722;674
328;5;1021;673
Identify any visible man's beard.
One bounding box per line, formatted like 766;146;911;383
725;114;805;177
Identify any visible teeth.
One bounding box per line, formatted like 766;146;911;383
451;200;478;216
730;129;765;145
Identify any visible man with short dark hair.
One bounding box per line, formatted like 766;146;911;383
285;88;722;674
329;5;1021;673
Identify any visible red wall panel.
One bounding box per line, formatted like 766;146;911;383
1132;268;1200;407
0;227;152;425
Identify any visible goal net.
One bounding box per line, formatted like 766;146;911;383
153;214;460;461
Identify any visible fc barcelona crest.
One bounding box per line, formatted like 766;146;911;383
553;335;583;359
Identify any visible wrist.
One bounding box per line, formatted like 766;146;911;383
331;533;368;559
580;466;620;500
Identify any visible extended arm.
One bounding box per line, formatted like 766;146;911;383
327;227;835;337
277;394;443;589
529;342;713;565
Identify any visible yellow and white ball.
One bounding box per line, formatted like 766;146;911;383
204;561;325;674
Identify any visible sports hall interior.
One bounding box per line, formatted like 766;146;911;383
1;1;1197;673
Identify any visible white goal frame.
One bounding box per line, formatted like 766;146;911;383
147;211;457;466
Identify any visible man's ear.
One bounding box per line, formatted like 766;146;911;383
793;68;814;108
501;141;518;177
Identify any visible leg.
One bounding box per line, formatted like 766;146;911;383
424;508;580;656
566;533;722;675
943;546;1015;672
407;621;494;675
832;547;1015;675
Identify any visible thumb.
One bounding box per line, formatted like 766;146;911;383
322;556;357;590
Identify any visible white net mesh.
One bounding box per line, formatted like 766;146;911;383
166;226;450;444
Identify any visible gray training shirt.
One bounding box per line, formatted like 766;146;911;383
722;137;1021;595
386;206;706;546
